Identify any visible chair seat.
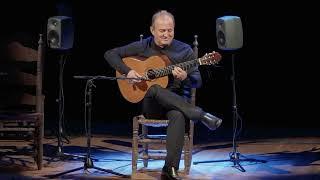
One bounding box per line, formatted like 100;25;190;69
138;118;169;127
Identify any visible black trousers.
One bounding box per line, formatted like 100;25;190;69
142;84;203;169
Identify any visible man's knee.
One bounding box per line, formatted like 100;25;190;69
147;84;162;95
150;84;162;91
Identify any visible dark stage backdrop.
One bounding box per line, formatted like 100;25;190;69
1;1;318;136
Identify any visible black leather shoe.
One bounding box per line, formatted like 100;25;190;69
161;166;182;180
200;113;222;131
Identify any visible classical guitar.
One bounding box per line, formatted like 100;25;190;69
116;51;222;103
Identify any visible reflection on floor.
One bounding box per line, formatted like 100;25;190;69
1;133;320;179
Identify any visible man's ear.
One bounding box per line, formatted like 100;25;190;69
150;26;154;36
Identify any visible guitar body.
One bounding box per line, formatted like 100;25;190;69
116;56;170;103
115;51;222;103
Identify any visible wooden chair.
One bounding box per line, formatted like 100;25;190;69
131;35;200;176
132;88;196;175
0;34;45;170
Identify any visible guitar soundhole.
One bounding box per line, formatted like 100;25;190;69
147;69;156;80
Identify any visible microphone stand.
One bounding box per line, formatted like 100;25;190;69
46;76;131;179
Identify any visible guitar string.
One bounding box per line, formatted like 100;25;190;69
153;59;200;78
144;54;217;79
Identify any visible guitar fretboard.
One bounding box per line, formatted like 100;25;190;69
147;58;200;79
142;52;220;80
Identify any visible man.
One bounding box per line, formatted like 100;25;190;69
104;10;222;179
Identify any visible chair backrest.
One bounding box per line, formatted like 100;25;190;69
0;34;45;170
191;34;199;105
2;36;44;113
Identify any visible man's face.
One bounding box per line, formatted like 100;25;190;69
150;15;174;48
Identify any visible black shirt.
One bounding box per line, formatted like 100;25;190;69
104;36;202;99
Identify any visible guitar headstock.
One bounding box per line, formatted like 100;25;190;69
199;51;222;65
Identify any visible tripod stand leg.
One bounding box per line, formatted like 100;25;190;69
92;166;130;178
232;158;246;172
193;153;266;172
45;157;130;179
62;133;70;144
47;147;85;163
46;166;84;179
230;152;267;172
84;155;130;178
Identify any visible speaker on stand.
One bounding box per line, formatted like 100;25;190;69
45;16;129;179
47;16;74;50
216;16;243;50
193;16;266;172
46;16;80;161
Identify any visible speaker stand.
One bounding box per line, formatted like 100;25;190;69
48;54;85;163
193;53;267;172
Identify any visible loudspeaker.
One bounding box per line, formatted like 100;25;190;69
47;16;74;50
216;16;243;50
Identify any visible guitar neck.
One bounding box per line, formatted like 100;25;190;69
144;52;220;80
150;58;200;79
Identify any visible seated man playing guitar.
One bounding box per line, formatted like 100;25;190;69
104;10;222;180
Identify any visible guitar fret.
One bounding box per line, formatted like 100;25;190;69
159;69;164;77
154;60;198;78
156;69;161;78
150;52;220;79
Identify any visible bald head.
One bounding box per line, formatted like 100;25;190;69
151;10;175;29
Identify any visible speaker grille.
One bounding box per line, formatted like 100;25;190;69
217;30;226;47
216;16;243;50
47;30;60;47
47;16;74;50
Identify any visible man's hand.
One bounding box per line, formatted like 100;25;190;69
126;70;142;84
172;67;187;81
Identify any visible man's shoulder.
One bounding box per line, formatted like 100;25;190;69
141;36;153;44
130;36;152;49
172;39;192;50
122;36;152;50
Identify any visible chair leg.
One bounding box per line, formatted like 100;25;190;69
33;127;42;170
132;116;139;174
184;134;190;174
142;125;148;167
37;115;44;170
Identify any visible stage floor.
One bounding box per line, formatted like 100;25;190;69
1;134;320;179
